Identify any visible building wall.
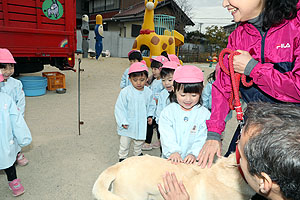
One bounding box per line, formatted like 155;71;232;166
121;0;144;10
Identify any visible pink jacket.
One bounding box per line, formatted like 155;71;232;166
207;4;300;136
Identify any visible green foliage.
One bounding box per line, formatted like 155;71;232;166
204;25;228;52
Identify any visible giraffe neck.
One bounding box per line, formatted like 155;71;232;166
142;8;155;31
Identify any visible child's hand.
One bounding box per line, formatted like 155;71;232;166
233;50;253;74
183;154;196;164
147;117;153;125
122;124;128;129
168;153;183;164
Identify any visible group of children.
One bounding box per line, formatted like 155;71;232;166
0;48;32;197
115;50;214;163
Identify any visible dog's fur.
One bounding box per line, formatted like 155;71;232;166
92;154;255;200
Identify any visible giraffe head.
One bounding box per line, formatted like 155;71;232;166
144;0;163;10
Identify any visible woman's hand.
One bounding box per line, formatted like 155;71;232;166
183;154;196;164
122;124;128;129
168;153;183;164
233;50;253;74
158;172;190;200
197;140;222;168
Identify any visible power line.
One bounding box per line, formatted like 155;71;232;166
193;17;232;19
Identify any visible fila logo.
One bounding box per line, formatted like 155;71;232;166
276;43;291;49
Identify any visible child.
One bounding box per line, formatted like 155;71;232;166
120;50;143;89
0;70;32;197
115;62;156;162
159;65;211;164
199;0;300;170
142;55;168;150
0;48;28;166
202;64;232;122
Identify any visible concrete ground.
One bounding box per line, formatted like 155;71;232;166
0;56;237;200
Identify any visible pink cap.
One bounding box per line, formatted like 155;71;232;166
128;49;141;57
161;61;180;70
173;65;203;83
168;54;180;65
128;62;149;74
0;48;16;64
150;55;168;64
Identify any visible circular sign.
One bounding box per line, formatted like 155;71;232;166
42;0;64;20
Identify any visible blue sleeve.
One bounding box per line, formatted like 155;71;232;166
16;81;25;117
114;90;129;127
9;99;32;147
147;92;156;117
120;68;129;89
155;94;163;123
202;83;212;110
159;109;182;158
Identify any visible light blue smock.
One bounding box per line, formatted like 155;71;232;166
202;82;232;122
155;89;170;123
115;85;156;140
159;103;211;159
120;67;131;89
0;77;25;116
149;79;164;100
0;92;32;169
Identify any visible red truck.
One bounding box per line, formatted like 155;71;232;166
0;0;76;74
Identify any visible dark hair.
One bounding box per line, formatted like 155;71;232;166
0;63;14;69
150;60;163;69
128;70;148;78
169;81;203;105
128;51;143;62
262;0;298;30
243;102;300;200
160;51;169;60
160;68;175;78
207;70;216;84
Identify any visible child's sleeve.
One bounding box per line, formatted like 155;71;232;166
201;83;212;110
114;90;129;127
147;92;156;118
9;99;32;147
16;81;26;117
155;95;162;123
159;108;181;158
120;68;128;89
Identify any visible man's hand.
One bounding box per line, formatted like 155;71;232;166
158;172;190;200
197;140;222;168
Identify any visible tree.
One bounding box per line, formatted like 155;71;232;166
204;25;228;54
173;0;193;19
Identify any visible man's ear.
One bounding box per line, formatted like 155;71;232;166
258;172;272;194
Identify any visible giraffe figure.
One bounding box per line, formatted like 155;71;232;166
132;0;184;66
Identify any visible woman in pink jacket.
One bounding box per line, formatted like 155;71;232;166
197;0;300;169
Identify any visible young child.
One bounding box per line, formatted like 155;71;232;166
142;55;168;150
199;0;300;170
0;48;28;166
202;64;232;122
0;70;32;197
120;50;143;89
115;62;156;162
159;65;211;164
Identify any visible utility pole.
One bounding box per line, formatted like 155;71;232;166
199;23;203;33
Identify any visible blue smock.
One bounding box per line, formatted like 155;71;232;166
155;89;170;123
159;103;211;159
0;77;25;116
149;79;164;100
120;67;131;89
0;92;32;169
202;82;232;122
115;85;156;140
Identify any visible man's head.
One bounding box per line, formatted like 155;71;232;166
238;102;300;200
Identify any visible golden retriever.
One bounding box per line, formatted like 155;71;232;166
92;154;255;200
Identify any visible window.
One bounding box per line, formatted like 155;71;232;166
131;24;141;37
92;0;120;12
